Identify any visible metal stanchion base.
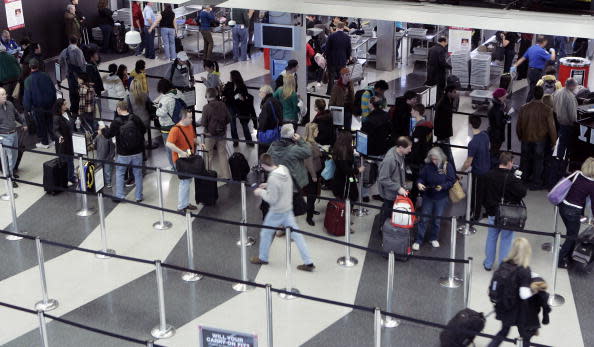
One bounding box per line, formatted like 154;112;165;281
541;242;552;252
6;231;26;241
150;324;176;339
352;208;369;217
337;256;359;267
34;299;59;312
278;288;300;300
153;221;173;231
548;294;565;307
381;316;400;328
76;208;96;217
456;225;476;236
439;276;463;288
236;236;256;247
95;249;116;259
0;192;17;201
232;282;255;292
182;272;203;282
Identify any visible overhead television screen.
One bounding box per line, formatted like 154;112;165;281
262;25;293;49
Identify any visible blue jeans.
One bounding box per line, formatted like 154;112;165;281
559;203;583;261
115;153;143;200
144;26;155;59
178;178;191;210
103;162;112;186
259;211;313;265
161;27;176;60
99;24;113;52
0;132;18;175
161;133;175;169
557;125;573;160
232;26;248;61
416;196;448;243
484;216;514;269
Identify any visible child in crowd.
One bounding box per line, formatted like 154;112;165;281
94;124;116;188
129;59;148;94
117;64;129;90
201;60;221;91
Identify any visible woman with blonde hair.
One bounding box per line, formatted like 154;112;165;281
303;122;322;226
489;237;534;347
558;157;594;268
413;147;456;251
273;74;300;129
128;79;153;148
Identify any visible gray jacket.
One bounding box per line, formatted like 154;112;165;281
553;87;578;126
165;61;194;88
93;134;115;161
58;44;86;76
377;147;406;201
0;101;24;134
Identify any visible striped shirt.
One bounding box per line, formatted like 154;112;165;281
360;88;386;118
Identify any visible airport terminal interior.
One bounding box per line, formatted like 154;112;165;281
0;0;594;346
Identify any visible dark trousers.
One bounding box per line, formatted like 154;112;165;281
99;24;113;53
33;109;54;145
470;173;485;221
13;127;26;171
305;174;318;219
229;106;253;144
325;65;342;95
437;138;456;172
136;26;147;55
557;124;573;160
526;68;543;102
144;26;155;59
379;197;394;234
503;50;515;73
559;202;583;261
490;138;504;167
200;30;214;61
67;73;79;115
520;140;546;188
488;323;534;347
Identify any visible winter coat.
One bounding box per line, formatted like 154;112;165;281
312;111;334;146
417;161;456;200
155;90;182;132
52;113;76;156
434;94;455;139
267;138;312;189
389;96;412;138
64;11;81;42
103;74;127;111
488;98;507;144
258;94;283;132
361;109;391;156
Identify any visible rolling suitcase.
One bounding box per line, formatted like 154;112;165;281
382;219;412;261
439;308;488;347
43;158;68;195
323;200;345;236
195;170;218;206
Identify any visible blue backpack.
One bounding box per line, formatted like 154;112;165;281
170;97;187;124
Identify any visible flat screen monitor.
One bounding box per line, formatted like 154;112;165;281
330;106;344;126
254;23;299;51
356;131;368;156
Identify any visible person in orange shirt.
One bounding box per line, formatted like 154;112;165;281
166;109;204;211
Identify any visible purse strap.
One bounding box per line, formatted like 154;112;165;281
174;125;194;155
268;100;279;128
500;171;510;204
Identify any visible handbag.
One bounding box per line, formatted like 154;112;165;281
449;179;466;203
173;126;205;180
321;158;336;180
495;172;527;229
293;192;307;216
547;171;580;205
257;101;281;144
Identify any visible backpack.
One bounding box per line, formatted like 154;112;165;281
170;97;187;124
352;88;370;116
488;262;520;312
118;116;144;153
228;152;250;181
542;79;557;95
390;195;416;229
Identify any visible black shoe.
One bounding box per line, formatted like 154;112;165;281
362;196;370;203
297;263;315;272
233;142;239;147
306;218;315;226
483;263;492;271
12;181;18;188
136;198;143;203
247;143;255;147
372;194;384;202
558;259;569;269
312;210;320;215
12;174;19;179
112;198;122;204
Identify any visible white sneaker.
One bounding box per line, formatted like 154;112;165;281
431;240;440;248
412;243;420;251
35;143;50;149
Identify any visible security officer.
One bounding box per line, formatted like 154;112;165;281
511;36;556;102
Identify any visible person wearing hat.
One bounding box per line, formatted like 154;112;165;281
266;123;312;192
165;51;194;89
329;66;354;130
325;21;352;95
516;85;557;190
487;87;509;162
275;59;299;91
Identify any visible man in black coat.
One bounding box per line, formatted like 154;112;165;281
325;22;351;95
433;85;457;171
390;90;418;139
426;37;451;101
361;97;391;157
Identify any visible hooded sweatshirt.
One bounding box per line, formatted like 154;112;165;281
260;165;293;213
156;89;182;132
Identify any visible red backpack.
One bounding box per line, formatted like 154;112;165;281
391;195;416;229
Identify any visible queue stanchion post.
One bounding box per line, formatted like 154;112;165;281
516;337;524;347
146;341;154;347
37;310;49;347
152;168;173;231
439;217;463;288
76;155;96;217
374;307;382;347
265;284;274;347
337;198;358;267
236;181;255;247
457;172;476;235
279;227;300;299
506;119;512;151
2;146;24;240
34;237;59;311
151;260;176;339
233;183;255;292
464;257;473;308
353;157;368;217
548;225;565;307
95;192;116;258
182;211;202;282
381;251;399;328
0;141;18;201
541;205;557;252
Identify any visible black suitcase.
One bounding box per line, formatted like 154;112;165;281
43;158;68;195
228;152;250;181
175;37;184;53
195;170;218;206
381;220;412;261
440;308;487;347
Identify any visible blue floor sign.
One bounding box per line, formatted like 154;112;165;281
199;325;258;347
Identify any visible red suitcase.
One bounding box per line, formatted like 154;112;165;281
324;200;346;236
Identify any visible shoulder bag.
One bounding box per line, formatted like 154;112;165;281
173;126;205;180
547;171;580;205
257;101;281;144
495;172;527;229
444;162;465;203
